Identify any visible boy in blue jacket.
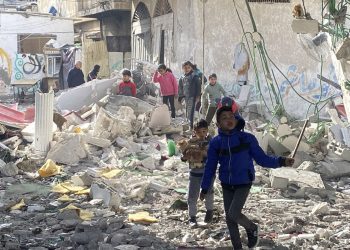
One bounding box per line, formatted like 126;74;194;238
200;106;294;249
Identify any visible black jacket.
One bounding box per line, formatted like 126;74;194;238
67;67;85;88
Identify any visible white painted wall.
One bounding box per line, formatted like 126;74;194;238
134;0;342;118
0;12;74;88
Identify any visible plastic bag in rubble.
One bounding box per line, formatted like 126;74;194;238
38;159;61;177
297;32;330;62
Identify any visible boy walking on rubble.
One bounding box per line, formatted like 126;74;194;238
200;106;295;249
181;119;214;226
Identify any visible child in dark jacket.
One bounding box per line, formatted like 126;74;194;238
200;106;294;249
178;61;201;129
181;119;214;226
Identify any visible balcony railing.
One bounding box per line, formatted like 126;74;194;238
78;0;130;14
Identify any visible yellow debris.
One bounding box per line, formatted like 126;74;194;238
61;182;86;192
75;188;90;195
59;204;93;221
57;195;75;202
52;183;70;194
74;127;82;133
128;212;158;224
38;159;61;177
10;199;26;210
101;168;123;179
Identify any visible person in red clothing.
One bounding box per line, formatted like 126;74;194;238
153;64;178;118
118;69;136;97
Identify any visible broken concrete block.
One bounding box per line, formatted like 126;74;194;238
149;105;171;129
85;135;112;148
93;107;137;140
267;134;290;155
282;135;310;153
0;162;18;177
141;157;155;170
341;127;350;147
105;95;154;116
71;172;93;187
319;161;350;178
297;161;315;171
90;183;121;208
277;124;293;137
311;202;330;216
270;167;325;190
149;181;168;192
280;116;288;124
46;135;87;165
329;124;344;144
115;137;142;153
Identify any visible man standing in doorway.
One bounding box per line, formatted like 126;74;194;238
67;61;85;88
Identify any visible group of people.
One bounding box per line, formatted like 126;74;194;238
66;60;296;249
67;61;101;88
146;61;295;249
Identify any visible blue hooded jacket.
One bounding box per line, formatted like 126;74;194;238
201;116;284;192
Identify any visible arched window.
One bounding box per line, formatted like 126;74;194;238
132;2;151;23
153;0;173;18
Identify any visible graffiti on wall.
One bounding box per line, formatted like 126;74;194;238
0;48;12;91
278;64;338;102
14;54;44;81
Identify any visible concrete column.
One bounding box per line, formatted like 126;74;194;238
34;91;54;155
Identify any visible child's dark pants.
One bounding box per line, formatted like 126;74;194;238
222;183;256;250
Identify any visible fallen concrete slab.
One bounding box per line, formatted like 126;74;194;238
270;167;325;190
319;161;350;178
55;78;117;111
282;135;310;153
277;124;293;137
46;134;87;165
85;135;112;148
105;95;154;116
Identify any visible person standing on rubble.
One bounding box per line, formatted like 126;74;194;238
152;64;178;119
178;61;201;129
181;119;214;226
118;69;136;97
200;106;295;250
67;61;85;88
87;65;100;82
201;73;227;124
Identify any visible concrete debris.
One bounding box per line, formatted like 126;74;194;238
90;183;121;209
0;161;18;177
282;135;311;153
270;167;325;190
93;107;137;140
297;161;316;171
149;104;171;129
319;161;350;178
1;58;350;250
277;124;293;137
85;135;112;148
46;134;87;165
311;202;330;216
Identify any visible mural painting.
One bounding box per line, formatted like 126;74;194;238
14;54;44;81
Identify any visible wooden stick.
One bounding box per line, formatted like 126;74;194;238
291;119;309;158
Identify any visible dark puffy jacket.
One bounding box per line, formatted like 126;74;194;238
67;67;85;88
201;116;284;191
178;71;201;98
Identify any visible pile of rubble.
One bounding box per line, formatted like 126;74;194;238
1;86;350;250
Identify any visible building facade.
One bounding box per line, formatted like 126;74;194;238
0;11;74;90
131;0;341;118
38;0;132;79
